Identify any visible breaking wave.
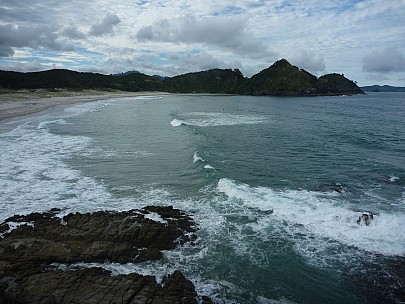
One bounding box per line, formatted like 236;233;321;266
217;178;405;257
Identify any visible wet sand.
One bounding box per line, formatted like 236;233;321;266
0;89;168;122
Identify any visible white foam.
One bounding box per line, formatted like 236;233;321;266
170;119;185;127
173;112;268;127
0;115;121;222
133;95;162;100
37;119;67;129
217;178;405;257
144;212;168;224
63;100;109;115
53;261;172;284
388;175;399;183
193;152;203;163
193;152;215;170
217;178;274;212
0;221;34;238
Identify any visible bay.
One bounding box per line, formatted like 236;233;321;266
1;93;404;303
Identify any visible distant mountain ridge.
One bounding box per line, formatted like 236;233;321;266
113;70;141;76
0;59;364;96
361;85;405;92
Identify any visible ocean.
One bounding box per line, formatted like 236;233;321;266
1;93;404;303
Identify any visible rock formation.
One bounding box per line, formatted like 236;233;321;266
0;206;212;304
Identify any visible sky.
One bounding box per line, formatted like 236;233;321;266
0;0;405;86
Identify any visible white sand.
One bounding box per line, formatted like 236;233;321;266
0;90;169;122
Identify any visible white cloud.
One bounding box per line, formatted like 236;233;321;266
136;15;274;58
166;51;241;75
289;50;326;74
362;47;405;73
0;60;52;72
0;24;74;56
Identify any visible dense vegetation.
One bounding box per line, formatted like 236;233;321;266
318;73;364;95
0;59;364;96
163;68;245;94
237;59;319;95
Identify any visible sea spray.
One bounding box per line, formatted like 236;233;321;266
170;119;184;127
217;178;405;257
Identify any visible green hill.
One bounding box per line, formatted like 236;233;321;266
0;69;164;91
163;68;245;94
0;59;364;96
237;59;319;96
237;59;363;96
318;73;364;95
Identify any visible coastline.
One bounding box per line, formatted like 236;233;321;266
0;89;169;122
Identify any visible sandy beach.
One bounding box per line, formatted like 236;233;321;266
0;89;168;122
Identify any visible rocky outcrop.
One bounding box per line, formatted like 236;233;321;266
0;268;203;304
0;206;212;304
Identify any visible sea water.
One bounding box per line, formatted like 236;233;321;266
1;93;404;303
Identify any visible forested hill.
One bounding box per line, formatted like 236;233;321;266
0;59;364;96
237;59;363;96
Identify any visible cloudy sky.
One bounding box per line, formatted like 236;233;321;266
1;0;404;86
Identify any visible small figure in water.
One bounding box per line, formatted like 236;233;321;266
356;211;373;226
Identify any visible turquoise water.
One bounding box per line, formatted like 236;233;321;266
1;93;404;303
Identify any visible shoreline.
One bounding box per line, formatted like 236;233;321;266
0;89;170;122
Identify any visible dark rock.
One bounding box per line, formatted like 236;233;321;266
0;206;211;304
1;207;195;266
201;295;215;304
3;209;62;224
156;271;198;303
0;223;9;234
1;268;200;304
356;211;374;226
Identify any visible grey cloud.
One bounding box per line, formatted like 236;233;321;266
0;1;51;24
62;25;86;39
130;51;243;77
90;13;121;37
136;26;154;40
136;15;274;58
170;52;226;73
362;47;405;73
0;24;74;56
365;74;389;81
0;46;14;57
289;50;326;73
245;0;267;8
0;60;48;72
